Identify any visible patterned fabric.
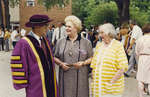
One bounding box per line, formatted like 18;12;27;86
91;39;128;96
55;35;93;97
10;35;59;97
136;35;150;83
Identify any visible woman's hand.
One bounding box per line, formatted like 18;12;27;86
73;61;84;69
60;63;70;71
110;69;124;84
110;80;115;84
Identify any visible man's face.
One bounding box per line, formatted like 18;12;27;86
58;23;62;28
34;24;48;37
49;25;53;30
120;28;129;35
129;24;134;30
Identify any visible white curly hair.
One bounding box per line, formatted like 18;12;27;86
65;15;82;32
99;23;116;38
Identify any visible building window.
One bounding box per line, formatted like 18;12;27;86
26;0;35;7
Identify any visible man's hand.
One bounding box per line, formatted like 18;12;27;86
127;48;131;54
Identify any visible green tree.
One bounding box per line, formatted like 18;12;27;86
85;2;118;27
72;0;130;25
131;0;150;11
72;0;88;22
130;0;150;26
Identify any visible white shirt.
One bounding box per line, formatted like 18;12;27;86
0;31;4;38
116;27;120;34
21;29;26;37
130;25;143;43
121;35;126;45
81;31;88;39
11;30;20;42
32;32;41;46
52;26;67;43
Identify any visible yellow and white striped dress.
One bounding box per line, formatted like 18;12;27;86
91;39;128;97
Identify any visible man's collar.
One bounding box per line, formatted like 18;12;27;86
32;32;40;40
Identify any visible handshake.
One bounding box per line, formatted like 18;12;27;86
60;61;85;71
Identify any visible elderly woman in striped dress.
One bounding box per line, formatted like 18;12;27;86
89;23;128;97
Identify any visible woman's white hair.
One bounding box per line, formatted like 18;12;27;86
65;15;82;31
99;23;116;38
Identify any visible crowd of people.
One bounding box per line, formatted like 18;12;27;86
8;14;150;97
0;26;26;51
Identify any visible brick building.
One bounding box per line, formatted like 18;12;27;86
20;0;72;31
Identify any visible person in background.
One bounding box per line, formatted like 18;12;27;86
52;24;55;31
116;27;120;34
92;32;99;48
20;28;26;38
4;28;11;52
46;24;54;44
81;28;88;39
11;26;21;48
135;24;150;97
52;22;67;46
10;14;59;97
87;30;94;46
0;26;4;51
125;20;143;77
9;29;13;50
54;15;93;97
93;25;99;34
119;23;130;48
119;23;130;59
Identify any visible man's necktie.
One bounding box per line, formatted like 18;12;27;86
59;28;61;39
40;37;47;58
40;37;51;70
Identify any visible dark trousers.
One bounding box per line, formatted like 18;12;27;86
12;41;17;48
0;38;4;51
5;39;9;51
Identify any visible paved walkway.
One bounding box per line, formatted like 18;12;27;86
0;51;149;97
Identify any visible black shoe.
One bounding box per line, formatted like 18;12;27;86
124;73;129;77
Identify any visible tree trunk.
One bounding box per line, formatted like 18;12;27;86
115;0;130;25
3;0;10;29
0;0;4;27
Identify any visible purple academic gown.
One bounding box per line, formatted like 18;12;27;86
10;35;59;97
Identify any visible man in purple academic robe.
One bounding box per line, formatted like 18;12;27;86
10;14;59;97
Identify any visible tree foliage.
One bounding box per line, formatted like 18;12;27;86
130;0;150;26
85;1;118;27
72;0;88;22
72;0;150;27
131;0;150;11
